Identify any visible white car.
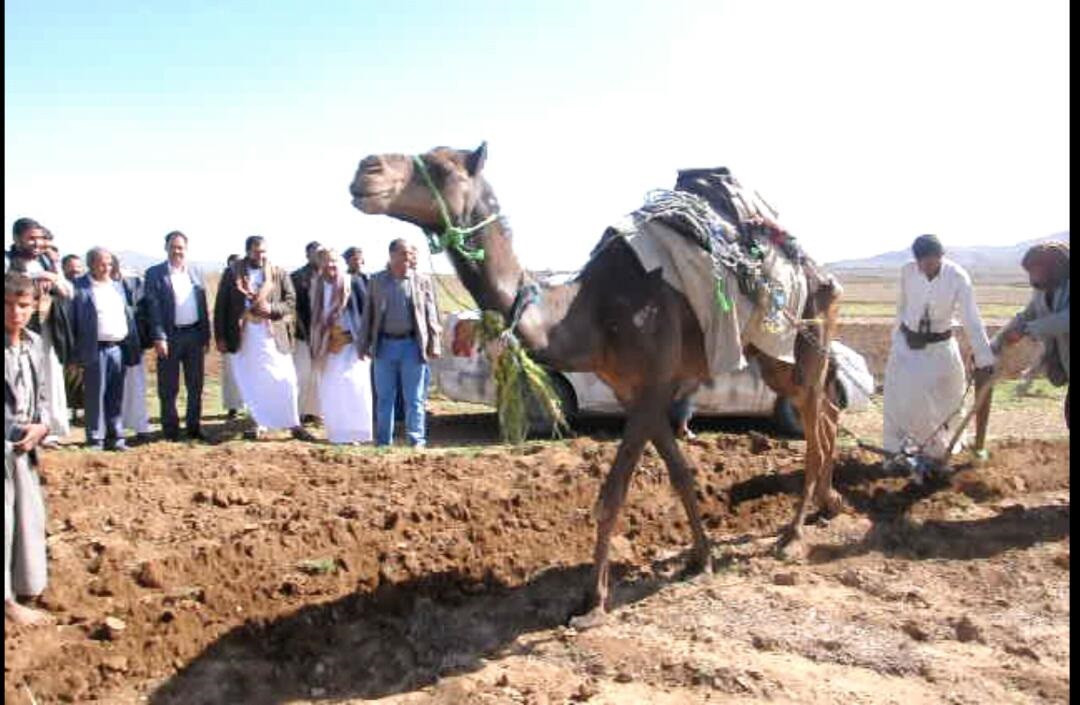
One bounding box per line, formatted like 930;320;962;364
431;311;874;435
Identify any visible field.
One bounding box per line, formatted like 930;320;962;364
4;270;1068;704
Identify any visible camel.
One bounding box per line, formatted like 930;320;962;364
350;143;844;625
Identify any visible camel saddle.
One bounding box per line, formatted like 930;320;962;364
672;166;832;291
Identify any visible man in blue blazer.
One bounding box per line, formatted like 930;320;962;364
71;248;140;451
143;231;211;441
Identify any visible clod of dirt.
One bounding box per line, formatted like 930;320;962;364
1004;643;1041;662
1053;551;1069;569
838;568;865;589
751;633;780;651
495;673;510;687
614;669;634;683
571;680;599;701
100;655;129;673
748;431;772;455
951;615;984;643
337;505;360;519
90;616;127;641
772;571;799;586
901;620;930;642
135;560;166;589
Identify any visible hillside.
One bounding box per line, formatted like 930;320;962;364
826;231;1069;273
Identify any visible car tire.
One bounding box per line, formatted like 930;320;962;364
525;373;578;437
772;397;804;437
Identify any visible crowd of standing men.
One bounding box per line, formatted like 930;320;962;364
4;217;444;453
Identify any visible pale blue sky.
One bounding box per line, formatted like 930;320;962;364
5;0;1070;272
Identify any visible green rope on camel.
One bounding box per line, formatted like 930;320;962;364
475;311;568;445
413;155;496;262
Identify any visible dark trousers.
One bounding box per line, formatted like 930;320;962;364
84;343;126;446
670;398;694;429
157;327;206;435
64;363;85;414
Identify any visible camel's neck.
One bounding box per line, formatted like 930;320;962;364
446;216;523;316
441;193;590;369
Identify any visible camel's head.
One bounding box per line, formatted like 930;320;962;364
350;143;491;231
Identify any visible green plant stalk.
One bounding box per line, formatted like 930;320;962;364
477;311;568;444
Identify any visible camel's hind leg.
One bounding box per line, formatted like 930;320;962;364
810;283;844;516
815;397;843;516
571;411;650;629
651;417;712;574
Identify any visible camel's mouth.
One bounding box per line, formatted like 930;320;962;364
351;190;394;213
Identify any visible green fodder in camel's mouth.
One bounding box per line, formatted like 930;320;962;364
476;310;568;445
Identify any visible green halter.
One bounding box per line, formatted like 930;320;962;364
411;155;498;262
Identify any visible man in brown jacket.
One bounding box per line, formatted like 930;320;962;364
214;235;313;440
358;238;441;447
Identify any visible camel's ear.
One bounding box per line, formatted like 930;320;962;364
465;141;488;176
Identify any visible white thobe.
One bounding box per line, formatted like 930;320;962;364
883;258;994;459
230;268;300;430
316;283;373;444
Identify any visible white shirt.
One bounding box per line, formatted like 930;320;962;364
169;263;199;326
243;267;266;311
896;258;994;367
90;278;129;342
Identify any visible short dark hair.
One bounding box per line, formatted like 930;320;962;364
305;241;321;254
165;230;188;246
389;238;409;254
86;247;111;268
61;254;81;268
912;234;944;260
226;254;240;266
245;235;265;253
343;246;361;260
5;271;34;298
12;217;42;239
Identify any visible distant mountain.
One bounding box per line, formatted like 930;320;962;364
826;231;1069;272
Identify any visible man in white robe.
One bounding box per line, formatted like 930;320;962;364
213;236;313;441
883;235;995;464
309;248;373;444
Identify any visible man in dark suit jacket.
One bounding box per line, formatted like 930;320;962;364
291;241;322;424
71;248;140;451
144;231;211;441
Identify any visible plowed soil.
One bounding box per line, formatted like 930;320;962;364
5;427;1069;704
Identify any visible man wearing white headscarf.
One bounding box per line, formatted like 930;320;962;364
309;248;373;444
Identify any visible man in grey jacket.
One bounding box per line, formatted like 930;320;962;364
358;239;441;447
992;241;1070;427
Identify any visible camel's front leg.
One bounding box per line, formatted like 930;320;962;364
570;412;650;630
